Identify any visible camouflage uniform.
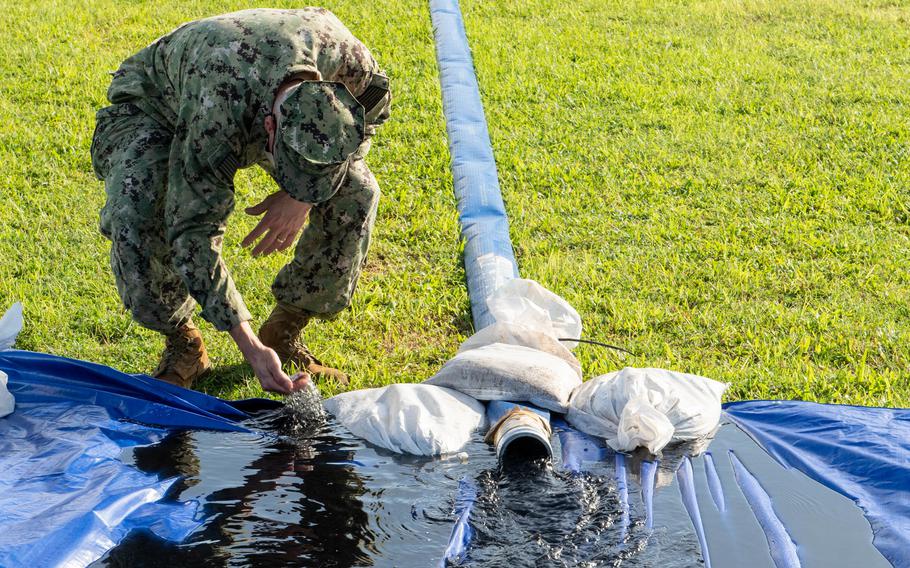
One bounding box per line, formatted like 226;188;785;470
91;8;390;333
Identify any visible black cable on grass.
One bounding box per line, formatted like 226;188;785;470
558;338;636;356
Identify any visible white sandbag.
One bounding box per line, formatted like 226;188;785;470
457;322;582;379
615;397;673;454
567;367;728;454
0;303;22;418
0;302;23;351
323;383;486;456
486;279;582;347
0;371;13;418
425;343;582;413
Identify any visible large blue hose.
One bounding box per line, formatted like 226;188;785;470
429;0;519;331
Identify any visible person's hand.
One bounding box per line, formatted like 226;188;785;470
246;345;310;394
242;191;312;256
229;321;310;395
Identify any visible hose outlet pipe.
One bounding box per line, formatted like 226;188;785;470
484;401;553;463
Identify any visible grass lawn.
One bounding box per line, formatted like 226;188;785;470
1;0;908;405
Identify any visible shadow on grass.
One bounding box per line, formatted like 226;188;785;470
452;247;477;339
451;305;474;338
197;362;258;399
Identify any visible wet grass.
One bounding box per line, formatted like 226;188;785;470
1;0;908;405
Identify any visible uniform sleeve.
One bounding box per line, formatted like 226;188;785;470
164;93;252;332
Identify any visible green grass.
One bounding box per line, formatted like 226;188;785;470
1;0;908;406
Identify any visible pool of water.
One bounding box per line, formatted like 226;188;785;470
91;405;886;567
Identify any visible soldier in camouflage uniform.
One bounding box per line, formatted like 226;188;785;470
91;8;391;393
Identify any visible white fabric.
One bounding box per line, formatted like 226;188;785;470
567;367;728;454
0;303;21;418
615;397;674;454
0;302;23;351
425;343;582;413
486;279;582;348
457;322;582;379
323;383;486;456
0;371;13;419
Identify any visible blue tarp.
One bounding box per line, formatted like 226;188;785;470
0;350;279;568
2;350;275;432
725;401;910;567
1;352;909;566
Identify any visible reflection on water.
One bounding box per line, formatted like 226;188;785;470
98;410;376;567
93;402;710;568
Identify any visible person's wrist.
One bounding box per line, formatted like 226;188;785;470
229;321;262;357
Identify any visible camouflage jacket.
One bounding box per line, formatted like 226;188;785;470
106;8;387;331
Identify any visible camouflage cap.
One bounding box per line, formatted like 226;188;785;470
273;81;366;203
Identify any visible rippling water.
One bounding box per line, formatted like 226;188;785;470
93;402;706;567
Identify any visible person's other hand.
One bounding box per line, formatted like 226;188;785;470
242;191;312;256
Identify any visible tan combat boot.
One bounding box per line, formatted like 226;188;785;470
153;322;211;389
259;305;349;385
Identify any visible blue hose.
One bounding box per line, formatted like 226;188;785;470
429;0;519;331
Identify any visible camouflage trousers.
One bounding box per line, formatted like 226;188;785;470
91;103;380;334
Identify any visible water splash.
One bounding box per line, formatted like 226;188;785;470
280;382;327;434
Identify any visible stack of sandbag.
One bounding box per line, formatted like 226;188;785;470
323;383;486;455
425;279;583;413
566;367;727;454
0;303;23;418
323;279;583;456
